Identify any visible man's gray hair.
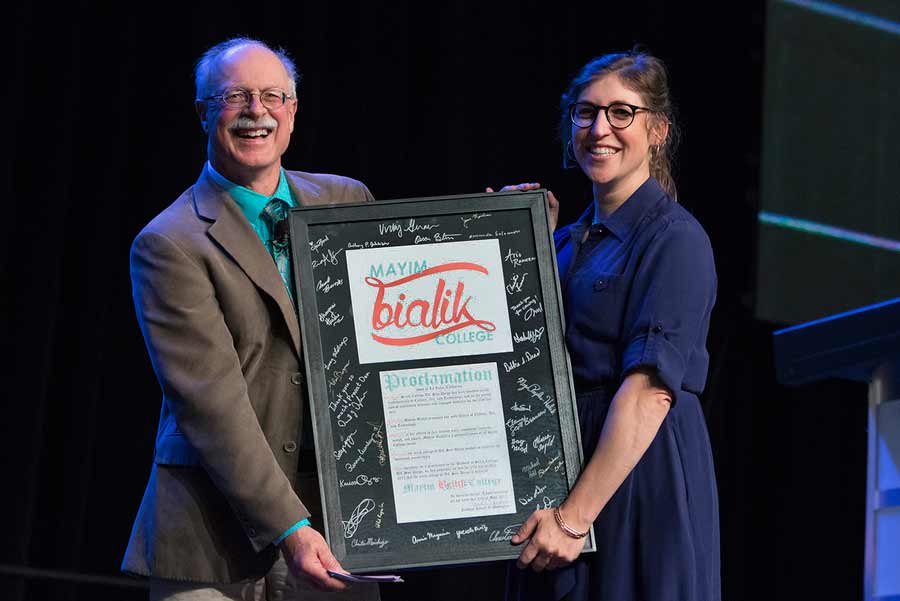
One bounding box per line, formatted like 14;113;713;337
194;37;299;100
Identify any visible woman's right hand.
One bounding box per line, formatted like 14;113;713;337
510;507;586;572
485;183;559;233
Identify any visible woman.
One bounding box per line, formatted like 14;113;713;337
496;51;720;601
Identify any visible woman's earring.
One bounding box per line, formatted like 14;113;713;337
563;140;578;169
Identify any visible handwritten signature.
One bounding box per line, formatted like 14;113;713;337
504;248;536;268
342;498;376;539
511;295;543;322
311;247;344;269
506;409;547;436
309;235;330;253
345;422;384;472
339;474;383;488
333;429;358;460
516;377;557;415
455;524;488;539
378;219;439;239
518;484;548;506
318;303;344;326
503;346;541;373
513;327;545;344
489;524;522;543
331;336;349;360
537;453;563;478
522;457;540;473
506;272;527;294
460;212;491;229
327;360;351;388
510;438;528;454
535;496;557;511
532;433;556;454
374;502;384;528
351;537;389;548
411;530;451;544
316;276;344;294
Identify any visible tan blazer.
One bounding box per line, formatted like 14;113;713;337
121;165;374;583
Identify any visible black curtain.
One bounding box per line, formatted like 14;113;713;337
3;2;866;600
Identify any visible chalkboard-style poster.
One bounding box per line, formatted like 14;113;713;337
288;191;591;572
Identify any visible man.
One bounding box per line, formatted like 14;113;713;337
122;37;379;600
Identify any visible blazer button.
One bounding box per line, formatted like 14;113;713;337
291;372;304;385
284;441;297;453
248;527;257;537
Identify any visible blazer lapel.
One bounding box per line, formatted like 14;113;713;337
284;171;323;207
192;165;302;357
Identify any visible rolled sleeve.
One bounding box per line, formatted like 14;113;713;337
621;219;716;398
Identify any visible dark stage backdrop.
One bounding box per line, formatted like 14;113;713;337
2;2;867;600
756;0;900;324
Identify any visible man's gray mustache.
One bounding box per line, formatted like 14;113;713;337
228;116;278;130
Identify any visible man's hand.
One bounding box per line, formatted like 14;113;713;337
511;508;585;572
279;526;349;592
485;183;559;233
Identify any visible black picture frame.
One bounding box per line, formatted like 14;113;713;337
288;191;592;572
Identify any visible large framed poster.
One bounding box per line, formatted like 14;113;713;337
288;191;592;572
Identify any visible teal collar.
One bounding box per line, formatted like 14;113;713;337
207;162;295;231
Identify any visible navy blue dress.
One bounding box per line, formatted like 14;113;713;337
507;177;721;601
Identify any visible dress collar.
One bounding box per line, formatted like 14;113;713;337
572;176;667;242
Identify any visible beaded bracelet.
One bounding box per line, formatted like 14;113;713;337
553;506;589;539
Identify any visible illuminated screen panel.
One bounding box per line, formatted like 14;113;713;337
756;0;900;324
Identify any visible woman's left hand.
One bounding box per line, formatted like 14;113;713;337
511;508;587;572
485;183;559;232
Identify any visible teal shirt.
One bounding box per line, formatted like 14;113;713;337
207;162;296;248
207;163;309;544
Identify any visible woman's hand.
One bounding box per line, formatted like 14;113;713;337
510;506;587;572
485;183;559;233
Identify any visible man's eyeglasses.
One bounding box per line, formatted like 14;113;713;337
202;87;294;110
569;101;651;130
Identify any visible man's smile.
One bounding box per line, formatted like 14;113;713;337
234;128;271;138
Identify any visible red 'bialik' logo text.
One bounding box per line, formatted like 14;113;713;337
365;262;497;346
